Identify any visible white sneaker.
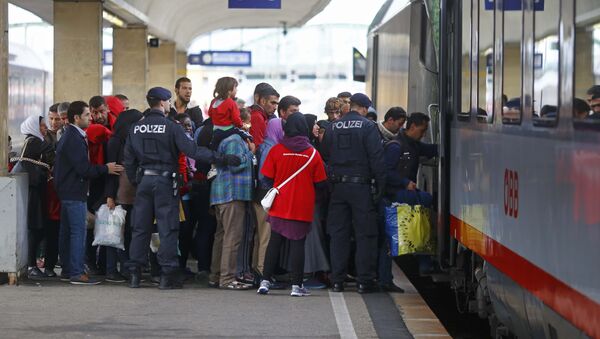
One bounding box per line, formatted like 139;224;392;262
290;284;311;297
257;280;271;295
207;166;218;180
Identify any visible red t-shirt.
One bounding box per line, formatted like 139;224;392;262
261;144;327;222
208;97;242;128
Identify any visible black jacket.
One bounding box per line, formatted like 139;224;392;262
124;109;216;184
321;111;385;185
384;131;438;193
54;125;108;201
169;105;203;129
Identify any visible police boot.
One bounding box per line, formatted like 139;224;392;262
159;271;183;290
129;268;141;288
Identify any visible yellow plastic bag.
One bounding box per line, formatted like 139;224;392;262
385;203;433;256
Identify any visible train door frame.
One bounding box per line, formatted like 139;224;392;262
438;0;455;270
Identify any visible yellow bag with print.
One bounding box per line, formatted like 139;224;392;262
384;203;433;256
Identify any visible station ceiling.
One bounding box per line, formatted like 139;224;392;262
10;0;331;50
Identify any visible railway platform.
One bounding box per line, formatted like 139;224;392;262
0;263;449;339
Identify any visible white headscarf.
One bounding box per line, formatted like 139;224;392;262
20;115;45;141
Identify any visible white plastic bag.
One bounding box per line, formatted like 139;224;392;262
93;204;127;250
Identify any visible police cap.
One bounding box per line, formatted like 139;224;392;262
350;93;372;108
146;87;172;101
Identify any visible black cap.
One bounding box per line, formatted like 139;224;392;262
146;87;171;101
350;93;372;108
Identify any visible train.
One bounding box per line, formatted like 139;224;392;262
8;42;52;150
367;0;600;338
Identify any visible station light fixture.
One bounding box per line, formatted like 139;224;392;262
103;10;125;28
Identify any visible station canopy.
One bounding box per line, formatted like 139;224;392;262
10;0;331;49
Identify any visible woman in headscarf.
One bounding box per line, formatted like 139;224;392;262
303;113;318;146
17;115;54;279
257;112;327;297
252;117;284;277
103;109;143;283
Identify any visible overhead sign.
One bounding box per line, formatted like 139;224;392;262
228;0;281;9
484;0;544;11
103;50;113;65
188;51;252;67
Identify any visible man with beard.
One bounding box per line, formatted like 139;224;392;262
169;77;203;129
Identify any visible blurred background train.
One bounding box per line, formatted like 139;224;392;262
8;42;52;150
367;0;600;338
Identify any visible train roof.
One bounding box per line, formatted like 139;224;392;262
368;0;412;34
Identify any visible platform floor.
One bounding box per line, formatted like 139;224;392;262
0;264;449;338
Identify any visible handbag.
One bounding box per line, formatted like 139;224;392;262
384;202;434;256
261;147;316;212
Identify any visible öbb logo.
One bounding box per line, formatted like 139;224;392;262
504;169;519;218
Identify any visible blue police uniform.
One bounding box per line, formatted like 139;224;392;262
321;93;386;292
124;87;239;289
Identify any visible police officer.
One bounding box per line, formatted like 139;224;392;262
124;87;241;289
321;93;386;293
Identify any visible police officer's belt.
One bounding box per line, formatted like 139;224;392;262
329;175;371;185
143;169;176;178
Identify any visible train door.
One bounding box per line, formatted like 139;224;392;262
437;0;458;271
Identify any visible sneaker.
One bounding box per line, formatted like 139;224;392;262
206;166;218;180
150;276;161;285
290;285;311;297
70;274;101;285
220;281;251;290
44;268;57;278
237;272;256;286
59;273;71;282
257;280;271;295
105;272;127;283
27;267;47;280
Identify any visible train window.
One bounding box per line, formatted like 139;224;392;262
502;2;523;124
477;0;494;123
459;0;472;120
573;0;600;130
532;0;560;127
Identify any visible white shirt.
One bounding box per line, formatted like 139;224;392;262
70;123;87;138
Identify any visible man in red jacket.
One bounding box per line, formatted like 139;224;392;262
248;85;279;146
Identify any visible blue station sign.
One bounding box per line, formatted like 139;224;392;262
188;51;252;67
484;0;544;11
228;0;281;9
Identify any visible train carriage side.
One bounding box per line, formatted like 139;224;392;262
441;0;600;338
370;0;600;338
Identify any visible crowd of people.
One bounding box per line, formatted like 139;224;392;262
13;76;439;296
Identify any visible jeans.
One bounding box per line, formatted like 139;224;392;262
377;200;394;285
59;200;87;278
